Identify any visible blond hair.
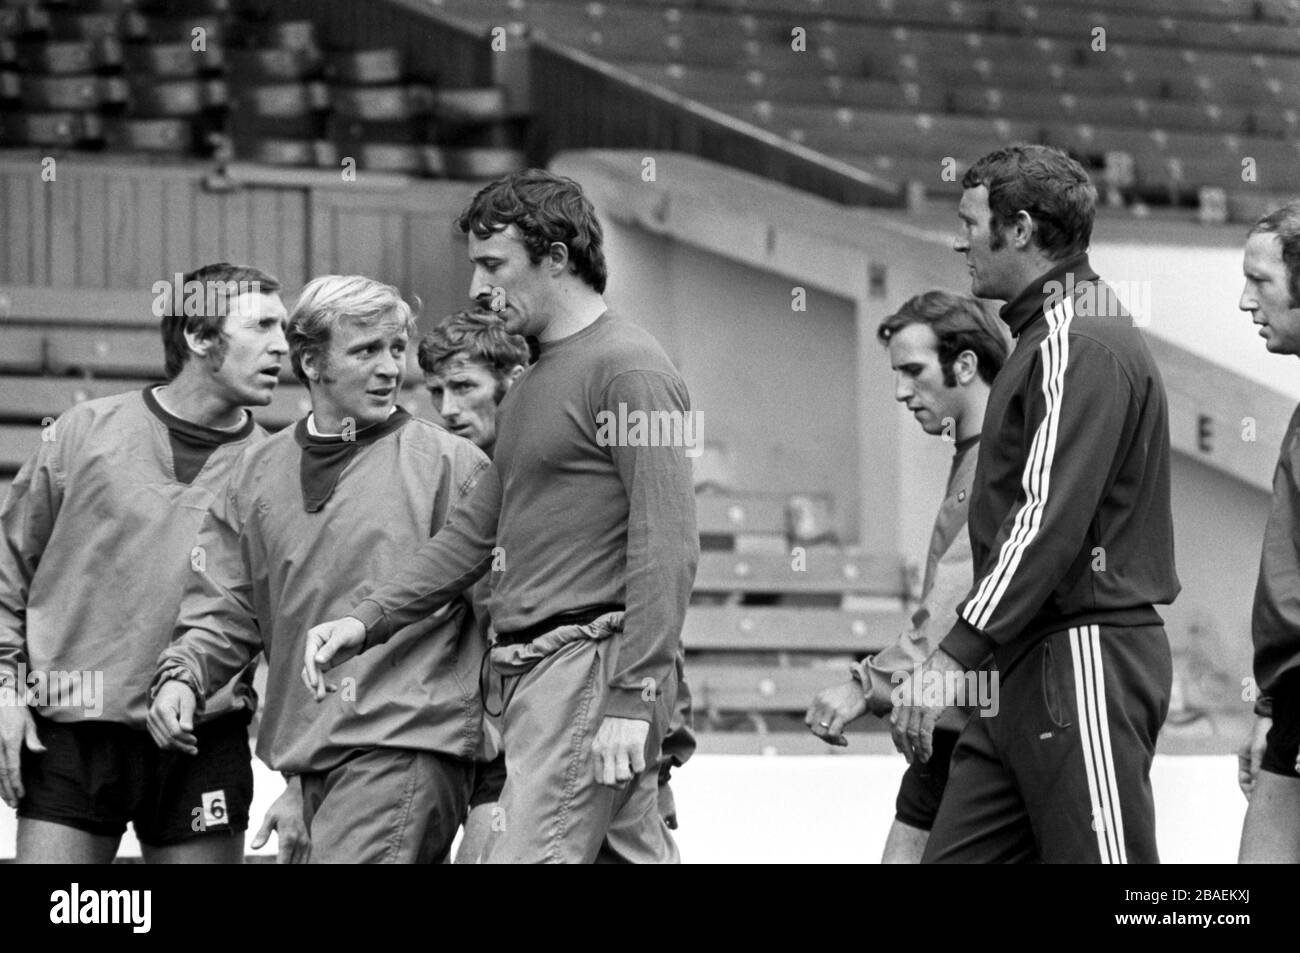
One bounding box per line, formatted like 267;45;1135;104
287;275;417;384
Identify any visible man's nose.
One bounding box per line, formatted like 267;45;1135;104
1238;285;1255;313
375;350;400;379
470;269;493;303
269;324;289;354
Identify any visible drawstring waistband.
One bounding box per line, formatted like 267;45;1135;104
493;603;625;647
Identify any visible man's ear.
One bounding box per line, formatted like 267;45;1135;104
300;348;321;384
547;241;570;275
183;326;215;360
1011;209;1036;250
506;363;526;383
953;349;979;386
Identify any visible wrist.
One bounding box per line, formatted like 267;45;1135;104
151;665;204;714
848;659;872;698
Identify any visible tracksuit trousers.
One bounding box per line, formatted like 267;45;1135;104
923;623;1172;863
300;748;474;864
483;611;679;864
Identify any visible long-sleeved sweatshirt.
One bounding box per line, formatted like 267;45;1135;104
0;388;260;725
155;413;491;773
940;255;1180;675
864;434;978;727
351;311;700;722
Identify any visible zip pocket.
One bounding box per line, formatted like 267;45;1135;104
1042;638;1072;729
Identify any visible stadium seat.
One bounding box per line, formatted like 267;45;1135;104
696;486;785;538
627;61;948;113
690;664;855;717
684;606;905;654
694;549;907;598
852;155;964;194
1248;105;1300;139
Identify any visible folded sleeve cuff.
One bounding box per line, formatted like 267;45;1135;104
605;686;654;722
859;657;900;716
353;600;391;651
150;663;207;715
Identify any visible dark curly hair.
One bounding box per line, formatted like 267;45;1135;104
417;309;531;377
962;144;1097;261
454;169;608;293
877;290;1010;387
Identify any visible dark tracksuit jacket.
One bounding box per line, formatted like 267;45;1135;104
923;254;1181;865
941;254;1181;674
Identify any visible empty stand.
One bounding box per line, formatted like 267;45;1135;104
412;0;1300;216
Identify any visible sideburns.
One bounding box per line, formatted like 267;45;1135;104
204;331;229;372
308;349;336;387
987;218;1008;252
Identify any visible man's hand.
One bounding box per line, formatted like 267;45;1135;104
251;777;311;864
301;616;366;701
891;649;965;765
0;702;45;808
591;716;649;786
805;680;869;747
147;680;199;755
1238;715;1272;799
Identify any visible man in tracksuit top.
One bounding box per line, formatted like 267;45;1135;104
304;170;699;864
893;144;1181;863
0;262;288;863
1237;201;1300;863
148;275;491;863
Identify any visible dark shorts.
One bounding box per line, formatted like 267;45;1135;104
18;710;253;847
894;727;960;831
1262;673;1300;778
469;753;507;808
